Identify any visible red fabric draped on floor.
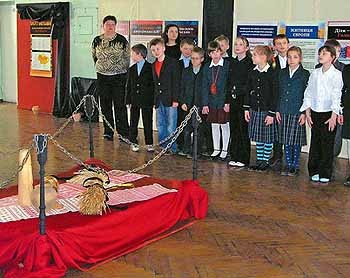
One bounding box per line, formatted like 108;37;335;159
0;159;208;278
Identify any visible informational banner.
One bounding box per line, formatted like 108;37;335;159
280;22;325;72
328;21;350;64
165;20;199;45
30;20;52;35
30;19;53;77
236;23;278;49
130;20;163;63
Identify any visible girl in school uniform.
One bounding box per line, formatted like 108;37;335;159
227;36;254;168
300;45;343;184
243;45;278;171
202;40;230;160
276;46;310;176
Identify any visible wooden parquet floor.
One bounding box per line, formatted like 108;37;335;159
1;102;350;278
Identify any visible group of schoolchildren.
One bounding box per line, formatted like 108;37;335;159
125;32;350;185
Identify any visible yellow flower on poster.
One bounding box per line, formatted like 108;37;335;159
38;54;49;65
31;51;52;77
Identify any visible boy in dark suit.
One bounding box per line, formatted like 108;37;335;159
177;38;195;156
270;34;290;170
150;38;181;153
180;46;205;158
125;44;154;152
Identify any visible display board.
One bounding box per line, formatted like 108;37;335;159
30;19;53;78
165;20;199;45
236;22;278;49
280;22;325;72
328;21;350;64
129;20;163;63
120;20;199;63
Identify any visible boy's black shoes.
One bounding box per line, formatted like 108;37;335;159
344;176;350;187
269;157;282;171
103;134;113;141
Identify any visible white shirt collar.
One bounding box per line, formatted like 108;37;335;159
289;65;300;78
179;54;190;61
278;54;287;61
321;64;337;74
209;57;224;67
278;55;287;69
254;63;270;73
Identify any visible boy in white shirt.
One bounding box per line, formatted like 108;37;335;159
300;45;343;184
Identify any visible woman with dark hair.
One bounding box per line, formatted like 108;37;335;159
162;24;181;59
91;15;130;141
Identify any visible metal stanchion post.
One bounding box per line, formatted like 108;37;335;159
192;109;198;180
85;95;95;158
34;134;48;235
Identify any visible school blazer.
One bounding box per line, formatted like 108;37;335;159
178;59;192;77
277;66;310;115
227;56;254;98
125;61;154;107
201;59;230;109
243;67;279;117
180;65;204;108
272;55;288;72
152;56;181;108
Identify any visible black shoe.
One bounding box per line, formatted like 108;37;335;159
270;158;282;171
177;151;187;157
287;167;298;177
344;176;350;187
269;154;282;163
257;161;269;171
103;134;113;141
249;161;263;171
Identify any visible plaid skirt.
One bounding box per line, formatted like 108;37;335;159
207;108;230;124
248;110;278;143
278;113;307;146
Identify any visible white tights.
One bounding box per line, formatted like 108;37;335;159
211;123;230;159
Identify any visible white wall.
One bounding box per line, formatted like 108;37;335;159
0;2;17;103
234;0;350;23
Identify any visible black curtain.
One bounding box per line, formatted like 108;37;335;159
17;2;70;117
202;0;234;55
